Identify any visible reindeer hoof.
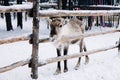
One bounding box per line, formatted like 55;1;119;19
85;56;89;65
74;65;80;70
54;69;61;75
74;62;80;70
64;68;68;73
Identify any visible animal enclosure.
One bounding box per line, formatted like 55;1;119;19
0;1;120;79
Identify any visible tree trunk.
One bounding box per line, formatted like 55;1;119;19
58;0;62;10
96;16;99;27
4;0;13;31
69;0;73;10
88;16;93;30
116;15;120;28
0;0;4;18
17;0;23;29
62;0;67;10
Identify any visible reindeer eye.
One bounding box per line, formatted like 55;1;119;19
59;25;62;28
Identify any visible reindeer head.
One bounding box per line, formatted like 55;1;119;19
50;18;64;41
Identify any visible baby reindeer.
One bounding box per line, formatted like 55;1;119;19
50;17;89;75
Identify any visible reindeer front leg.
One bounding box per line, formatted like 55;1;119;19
64;46;68;73
54;48;61;75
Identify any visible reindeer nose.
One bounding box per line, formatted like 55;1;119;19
50;29;57;37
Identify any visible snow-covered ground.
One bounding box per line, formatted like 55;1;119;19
0;14;120;80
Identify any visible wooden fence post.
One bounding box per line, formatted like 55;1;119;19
29;0;39;79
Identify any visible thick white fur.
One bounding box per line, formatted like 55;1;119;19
53;19;85;48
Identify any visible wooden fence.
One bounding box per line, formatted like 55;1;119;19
0;1;120;79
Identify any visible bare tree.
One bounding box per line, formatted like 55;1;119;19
0;0;4;18
4;0;13;31
17;0;23;29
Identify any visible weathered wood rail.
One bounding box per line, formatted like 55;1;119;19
0;35;50;45
0;29;120;73
39;9;120;17
0;59;30;73
0;3;32;13
0;30;119;45
0;2;120;79
0;42;119;73
40;3;58;9
38;43;119;66
0;35;30;45
54;30;120;44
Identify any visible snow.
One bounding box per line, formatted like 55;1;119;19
0;12;120;80
40;2;57;6
0;3;32;11
91;5;120;8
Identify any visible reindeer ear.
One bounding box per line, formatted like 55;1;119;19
47;18;52;24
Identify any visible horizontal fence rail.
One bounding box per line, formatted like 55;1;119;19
0;30;120;73
0;35;30;45
0;36;49;45
0;5;119;17
0;30;119;45
40;3;57;9
0;3;32;13
0;42;119;73
54;29;120;45
0;59;30;73
39;9;120;17
38;44;119;66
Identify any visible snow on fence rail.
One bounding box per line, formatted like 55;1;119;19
54;30;120;44
0;29;120;72
0;35;49;45
0;3;32;13
38;43;120;67
0;4;120;17
0;29;119;45
0;2;120;79
0;35;30;44
39;9;120;17
0;41;119;73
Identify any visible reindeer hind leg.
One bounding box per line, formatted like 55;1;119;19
74;40;83;70
83;43;89;64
